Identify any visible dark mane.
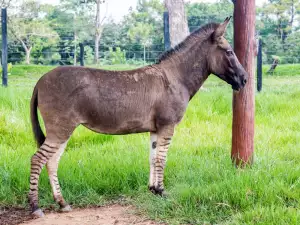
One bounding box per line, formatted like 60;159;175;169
157;22;219;63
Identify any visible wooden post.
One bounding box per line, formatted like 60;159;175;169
231;0;255;166
163;12;171;50
79;43;84;66
2;7;8;87
257;38;262;92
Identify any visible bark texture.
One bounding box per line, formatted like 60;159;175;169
165;0;189;47
231;0;256;166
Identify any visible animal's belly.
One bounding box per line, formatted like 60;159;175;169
82;117;156;135
71;84;158;134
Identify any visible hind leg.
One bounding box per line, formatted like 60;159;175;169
46;140;71;212
29;140;60;217
29;126;74;217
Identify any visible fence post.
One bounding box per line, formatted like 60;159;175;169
231;0;255;167
163;11;171;50
257;38;262;92
2;7;8;87
79;43;84;66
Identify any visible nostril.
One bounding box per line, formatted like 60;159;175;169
242;79;247;85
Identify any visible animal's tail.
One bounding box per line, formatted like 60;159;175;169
30;87;45;147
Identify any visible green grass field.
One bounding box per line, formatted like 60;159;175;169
0;65;299;224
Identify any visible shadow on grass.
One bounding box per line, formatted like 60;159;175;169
67;132;115;150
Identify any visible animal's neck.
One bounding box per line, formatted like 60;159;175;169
159;42;211;99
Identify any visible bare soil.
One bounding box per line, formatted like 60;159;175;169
0;205;163;225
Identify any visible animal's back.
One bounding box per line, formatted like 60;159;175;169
35;66;164;134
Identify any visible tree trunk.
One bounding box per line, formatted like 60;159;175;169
19;39;32;65
25;48;31;65
267;59;279;74
289;0;295;28
94;0;101;64
143;45;146;64
74;13;77;66
74;33;77;66
94;35;101;64
282;0;295;45
165;0;189;47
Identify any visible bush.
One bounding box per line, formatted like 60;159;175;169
84;46;95;65
126;59;146;66
0;63;13;75
108;47;126;65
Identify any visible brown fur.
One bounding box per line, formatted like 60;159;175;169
28;18;248;216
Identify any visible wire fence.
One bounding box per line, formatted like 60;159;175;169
2;3;300;67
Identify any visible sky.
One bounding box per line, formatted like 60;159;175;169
38;0;268;22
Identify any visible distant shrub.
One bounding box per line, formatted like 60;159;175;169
108;47;126;65
84;46;94;65
0;63;13;75
126;59;146;66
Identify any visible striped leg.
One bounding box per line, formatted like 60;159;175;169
29;140;58;217
150;125;174;196
46;140;70;212
148;132;157;190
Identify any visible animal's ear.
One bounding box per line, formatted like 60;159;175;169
212;16;231;41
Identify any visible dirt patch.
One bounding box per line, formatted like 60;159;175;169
0;207;32;225
1;205;163;225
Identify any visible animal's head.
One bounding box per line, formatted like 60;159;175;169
207;17;248;91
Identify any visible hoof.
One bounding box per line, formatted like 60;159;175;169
60;205;72;212
160;190;168;197
148;186;167;197
31;208;45;218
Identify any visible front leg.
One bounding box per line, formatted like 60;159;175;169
149;132;157;190
149;125;174;196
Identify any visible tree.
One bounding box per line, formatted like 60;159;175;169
165;0;189;47
59;0;95;65
257;0;300;63
9;0;59;64
10;20;58;64
0;0;14;8
186;0;233;41
44;0;95;65
128;22;153;63
122;0;164;63
259;0;300;42
59;0;108;64
94;0;108;64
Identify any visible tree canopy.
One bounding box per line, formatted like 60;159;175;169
5;0;300;65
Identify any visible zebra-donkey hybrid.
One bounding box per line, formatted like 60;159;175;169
29;17;248;217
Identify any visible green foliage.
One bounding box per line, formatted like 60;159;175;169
186;0;234;32
121;0;164;63
108;47;126;65
9;0;59;64
7;0;300;65
84;46;95;65
0;63;13;76
8;63;12;74
257;0;300;64
283;31;300;63
0;65;299;224
128;22;153;47
272;55;281;61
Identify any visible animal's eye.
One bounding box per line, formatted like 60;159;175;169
226;50;234;56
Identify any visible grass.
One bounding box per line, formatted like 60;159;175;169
0;64;299;224
263;64;300;76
